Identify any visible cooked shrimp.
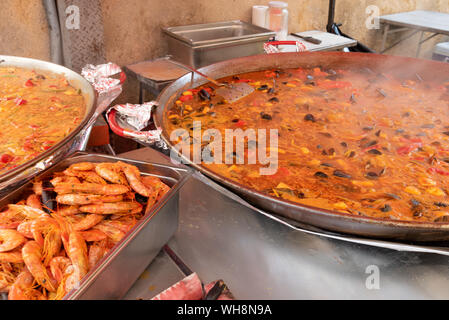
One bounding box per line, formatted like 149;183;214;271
95;162;128;185
79;202;142;214
30;217;59;246
88;244;107;270
66;232;89;287
72;214;104;231
49;256;72;284
101;217;137;234
56;194;102;206
79;229;107;242
17;220;34;238
120;162;152;197
63;169;107;185
93;223;126;242
0;229;26;252
26;194;42;210
141;176;171;200
51;175;80;186
8;270;46;300
68;162;96;171
8;204;48;219
56;205;81;216
0;207;26;229
54;183;129;195
0;251;24;263
22;241;57;292
94;194;124;203
33;181;43;196
42;228;62;266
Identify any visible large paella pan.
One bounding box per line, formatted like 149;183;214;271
110;52;449;241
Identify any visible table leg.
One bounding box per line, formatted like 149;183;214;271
416;31;424;58
139;83;144;104
381;24;390;53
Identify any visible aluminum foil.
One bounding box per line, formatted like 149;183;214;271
106;102;168;150
82;62;124;116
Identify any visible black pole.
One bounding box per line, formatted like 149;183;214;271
326;0;336;33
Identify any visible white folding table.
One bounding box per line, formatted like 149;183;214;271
379;10;449;57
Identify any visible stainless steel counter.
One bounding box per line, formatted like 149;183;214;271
122;148;449;300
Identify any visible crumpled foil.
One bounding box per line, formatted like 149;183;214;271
113;102;156;131
106;103;168;150
82;62;125;115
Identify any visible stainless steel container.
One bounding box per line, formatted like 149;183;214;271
163;20;275;68
0;152;191;300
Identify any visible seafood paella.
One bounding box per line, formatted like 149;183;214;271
166;66;449;223
0;67;86;175
0;161;170;299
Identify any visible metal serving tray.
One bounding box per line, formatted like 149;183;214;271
163;20;275;68
0;152;191;300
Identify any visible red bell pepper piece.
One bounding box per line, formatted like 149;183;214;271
14;98;26;105
25;79;34;87
234;120;246;127
179;95;193;102
0;154;13;164
428;167;449;176
397;142;422;155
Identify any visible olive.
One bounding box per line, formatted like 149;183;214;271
304;114;315;122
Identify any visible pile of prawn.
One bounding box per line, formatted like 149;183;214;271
0;161;170;300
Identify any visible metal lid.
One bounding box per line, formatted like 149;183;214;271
268;1;288;8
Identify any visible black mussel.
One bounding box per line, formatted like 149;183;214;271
304;114;315;122
319;132;332;138
257;84;269;91
314;171;328;178
368;149;382;155
375;130;381;137
260;112;272;120
340;142;348;148
333;170;351;179
268;97;279;103
321;163;333;167
135;193;147;205
365;172;378;179
380;204;392;212
41;180;57;213
199;89;211;101
362;126;373;131
421;123;435;129
434;202;449;207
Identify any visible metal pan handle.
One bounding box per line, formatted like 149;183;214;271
106;106;168;153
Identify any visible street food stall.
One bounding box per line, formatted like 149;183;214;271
1;0;449;302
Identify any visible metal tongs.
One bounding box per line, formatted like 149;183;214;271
165;57;255;103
